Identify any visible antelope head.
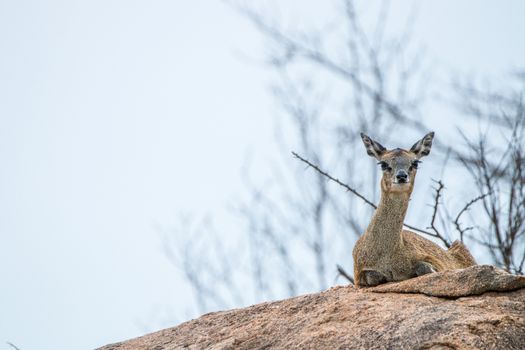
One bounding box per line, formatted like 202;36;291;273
360;132;435;194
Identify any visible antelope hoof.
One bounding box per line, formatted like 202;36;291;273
363;270;387;286
415;261;436;276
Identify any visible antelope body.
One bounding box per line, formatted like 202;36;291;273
352;132;476;287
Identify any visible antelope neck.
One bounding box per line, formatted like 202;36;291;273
365;191;410;245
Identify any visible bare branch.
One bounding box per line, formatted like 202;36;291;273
292;151;376;209
454;192;490;242
6;343;21;350
292;151;436;238
234;3;429;133
451;77;525;273
425;180;451;248
336;264;354;285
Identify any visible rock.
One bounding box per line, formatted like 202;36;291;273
367;265;525;298
98;266;525;350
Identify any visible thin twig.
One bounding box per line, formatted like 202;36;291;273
426;180;451;247
292;152;377;209
403;223;435;237
517;249;525;275
336;264;355;284
292;151;435;237
454;192;490;242
6;342;21;350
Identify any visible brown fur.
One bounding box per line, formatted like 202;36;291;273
353;137;477;287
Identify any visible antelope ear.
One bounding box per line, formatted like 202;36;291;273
360;132;386;160
410;132;435;159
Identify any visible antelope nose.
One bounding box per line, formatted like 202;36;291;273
396;170;408;183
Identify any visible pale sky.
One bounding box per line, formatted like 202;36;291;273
0;1;524;349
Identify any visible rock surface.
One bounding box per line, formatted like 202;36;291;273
99;266;525;350
368;264;525;297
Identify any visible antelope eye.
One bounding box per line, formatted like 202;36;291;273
378;161;392;172
410;160;421;170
